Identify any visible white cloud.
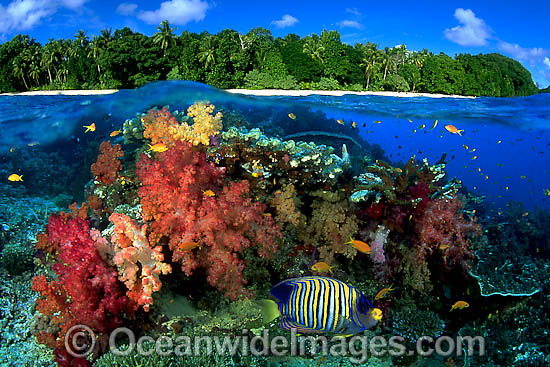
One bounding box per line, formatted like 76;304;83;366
337;20;362;29
116;3;138;16
271;14;298;28
345;7;361;16
544;57;550;69
0;0;87;33
497;41;545;64
137;0;209;25
444;8;491;46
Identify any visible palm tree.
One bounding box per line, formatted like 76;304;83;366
302;36;325;64
41;40;59;84
359;42;380;89
382;47;397;81
99;27;113;47
153;20;176;57
12;60;29;90
88;35;102;77
74;30;89;47
197;36;216;69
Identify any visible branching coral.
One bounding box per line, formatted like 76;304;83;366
91;141;124;185
269;183;303;227
136;141;282;300
31;216;130;367
169;102;223;146
297;189;358;264
104;213;172;312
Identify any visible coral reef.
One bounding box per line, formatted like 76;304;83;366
136;141;282;300
169;102;223;146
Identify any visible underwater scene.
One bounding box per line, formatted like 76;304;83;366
1;80;549;367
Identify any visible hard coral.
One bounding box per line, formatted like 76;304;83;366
107;213;172;311
31;215;130;367
91;141;124;185
136;141;282;300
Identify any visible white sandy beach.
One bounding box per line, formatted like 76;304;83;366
0;88;475;98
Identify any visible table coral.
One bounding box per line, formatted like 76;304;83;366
107;212;172;311
136;141;281;300
91;141;124;185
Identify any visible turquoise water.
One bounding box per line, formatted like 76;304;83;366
0;81;549;367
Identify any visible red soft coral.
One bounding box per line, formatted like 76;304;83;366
136;141;282;300
91;140;124;184
415;195;480;270
32;215;130;367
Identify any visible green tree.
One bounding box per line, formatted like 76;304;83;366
153;20;176;57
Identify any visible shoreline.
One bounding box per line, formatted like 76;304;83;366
0;88;475;99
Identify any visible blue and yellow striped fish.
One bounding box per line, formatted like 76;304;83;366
259;276;382;335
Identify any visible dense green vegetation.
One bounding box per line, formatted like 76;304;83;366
0;22;539;97
539;86;550;93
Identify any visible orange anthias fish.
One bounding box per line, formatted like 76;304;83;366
110;130;122;137
311;262;335;274
178;241;201;251
445;124;464;136
202;189;215;197
83;123;96;133
374;285;395;300
288;113;296;120
8;174;23;182
352;121;357;128
337;119;344;125
345;236;371;254
450;301;469;311
147;143;168;152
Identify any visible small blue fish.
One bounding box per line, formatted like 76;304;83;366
259;276;382;335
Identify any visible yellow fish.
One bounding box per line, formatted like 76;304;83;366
345;236;371;254
83;123;96;133
431;120;438;129
544;189;550;196
110;130;122;137
178;241;201;252
419;124;425;129
472;156;477;160
288;113;296;120
337;119;344;125
27;141;40;147
463;144;469;150
497;140;502;144
445;124;464;136
374;286;395;300
439;244;451;250
373;120;382;124
202;189;215;197
147;143;168;152
450;301;469;311
407;118;412;123
8;174;23;182
311;262;335;274
352;121;357;128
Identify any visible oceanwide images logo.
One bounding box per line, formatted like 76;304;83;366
65;325;486;364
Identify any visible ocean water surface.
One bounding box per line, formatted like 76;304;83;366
0;81;549;367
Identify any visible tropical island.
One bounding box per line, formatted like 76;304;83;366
0;21;540;97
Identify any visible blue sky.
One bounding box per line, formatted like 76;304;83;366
1;0;549;87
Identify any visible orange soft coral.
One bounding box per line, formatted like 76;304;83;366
142;107;179;146
91;140;124;184
168;102;222;146
108;213;172;311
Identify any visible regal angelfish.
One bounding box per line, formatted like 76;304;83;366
260;276;382;335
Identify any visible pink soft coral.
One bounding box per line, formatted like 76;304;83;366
32;215;130;367
107;213;172;311
136;141;282;300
